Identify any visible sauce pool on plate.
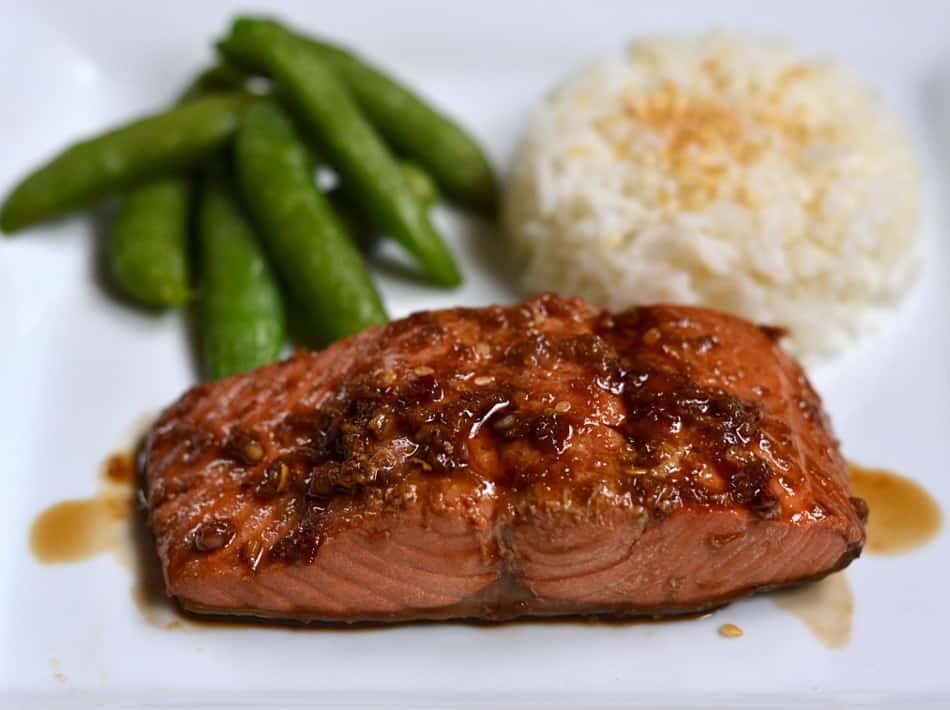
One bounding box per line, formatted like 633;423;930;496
26;451;944;636
29;454;135;564
772;573;853;649
849;463;942;555
770;465;942;648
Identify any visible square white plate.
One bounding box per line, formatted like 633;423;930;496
1;1;949;707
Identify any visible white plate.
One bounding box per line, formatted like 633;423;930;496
2;1;949;707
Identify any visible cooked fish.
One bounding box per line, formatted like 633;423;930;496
144;295;866;622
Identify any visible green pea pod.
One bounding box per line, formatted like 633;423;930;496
397;162;439;209
108;178;191;307
235;100;387;344
335;161;439;253
181;63;253;101
1;93;251;234
220;20;462;287
219;17;497;214
105;68;254;309
199;170;286;380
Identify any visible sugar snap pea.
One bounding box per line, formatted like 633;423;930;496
334;161;439;253
181;64;253;100
397;162;439;209
106;67;253;308
296;35;496;214
220;20;462;287
199;170;286;380
108;177;191;307
235;100;387;344
220;17;497;214
1;93;251;234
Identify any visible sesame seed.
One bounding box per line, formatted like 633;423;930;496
596;55;843;213
275;463;290;493
718;623;743;638
381;369;397;385
409;457;432;472
414;366;434;376
494;414;517;431
243;440;263;463
554;401;572;413
476;342;491;356
643;327;662;345
473;376;494;386
240;539;264;571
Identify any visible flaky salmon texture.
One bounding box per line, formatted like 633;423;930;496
144;294;867;622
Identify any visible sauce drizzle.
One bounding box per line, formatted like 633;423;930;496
27;436;943;636
849;463;942;555
29;454;134;564
772;573;853;649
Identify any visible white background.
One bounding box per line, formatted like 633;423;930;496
1;1;948;707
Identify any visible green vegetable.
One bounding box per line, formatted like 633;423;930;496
198;169;286;380
1;93;251;234
333;161;439;253
310;38;496;214
397;162;439;209
108;177;191;307
219;20;462;287
219;17;497;214
181;63;253;100
105;67;253;308
234;100;387;344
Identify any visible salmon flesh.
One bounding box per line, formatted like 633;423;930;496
144;295;866;622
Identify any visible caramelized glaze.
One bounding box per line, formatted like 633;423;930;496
148;297;861;574
144;295;866;622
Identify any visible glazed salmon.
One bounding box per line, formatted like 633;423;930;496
144;295;866;622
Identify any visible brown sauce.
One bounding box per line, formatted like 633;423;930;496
772;573;852;648
29;426;940;634
25;431;196;631
131;581;186;631
849;463;942;555
170;609;715;632
29;454;134;564
103;453;136;484
485;609;715;629
118;462;943;634
20;460;851;639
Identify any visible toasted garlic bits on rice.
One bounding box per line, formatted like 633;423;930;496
504;33;920;360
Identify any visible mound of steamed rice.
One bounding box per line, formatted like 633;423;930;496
504;33;920;359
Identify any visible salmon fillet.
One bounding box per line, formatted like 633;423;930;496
144;295;866;622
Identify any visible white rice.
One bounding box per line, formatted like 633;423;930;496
504;33;920;359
